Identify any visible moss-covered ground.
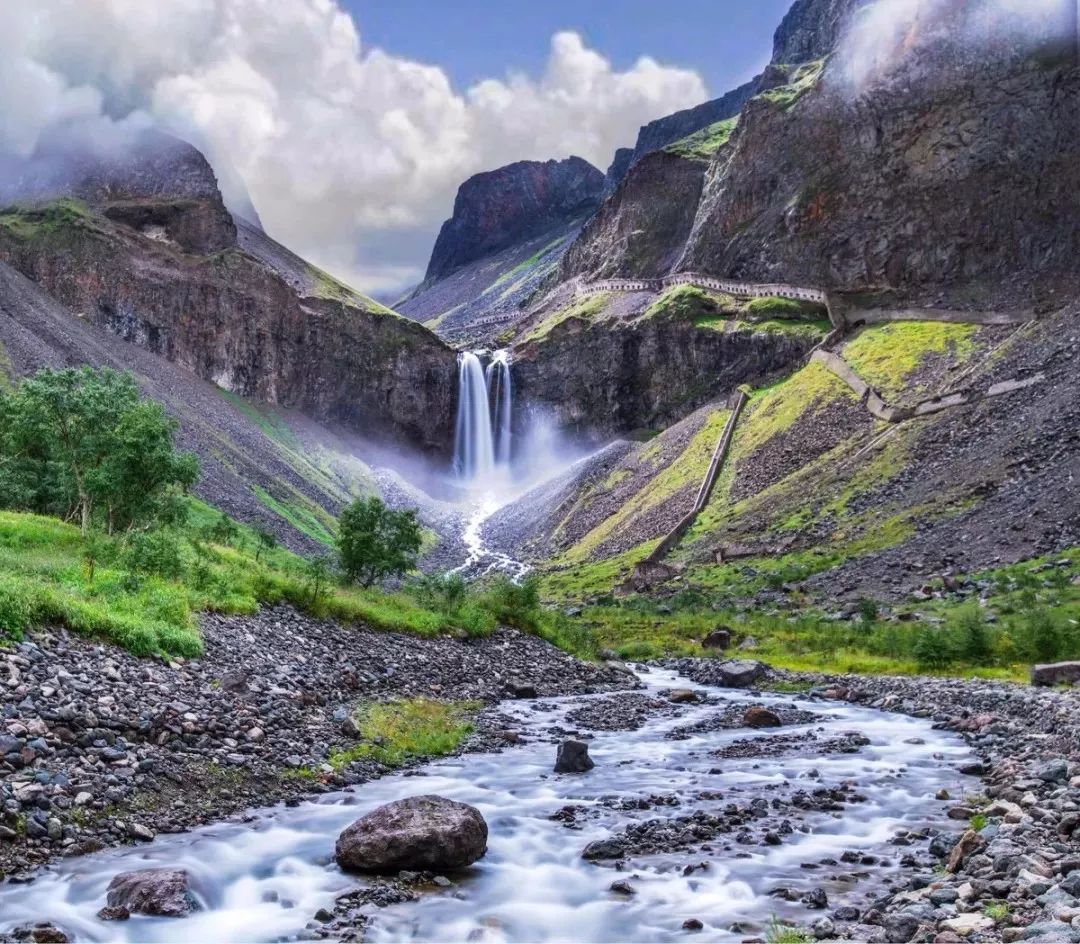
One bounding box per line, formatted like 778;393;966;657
665;117;740;161
519;292;611;343
842;322;979;399
552;548;1080;681
329;698;481;770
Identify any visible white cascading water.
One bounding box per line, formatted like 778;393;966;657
486;349;513;468
452;351;496;483
452;349;528;578
0;667;979;943
453;349;514;487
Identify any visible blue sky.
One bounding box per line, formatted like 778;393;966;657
347;0;795;99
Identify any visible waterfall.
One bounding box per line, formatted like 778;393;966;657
486;349;513;467
453;349;513;485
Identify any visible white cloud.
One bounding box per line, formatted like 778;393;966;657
0;1;708;293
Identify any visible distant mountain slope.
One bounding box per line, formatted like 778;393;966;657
400;156;604;344
397;218;583;347
0;259;357;553
0;132;458;453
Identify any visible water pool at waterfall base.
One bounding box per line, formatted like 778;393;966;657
0;668;977;944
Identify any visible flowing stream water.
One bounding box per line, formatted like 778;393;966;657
0;668;976;943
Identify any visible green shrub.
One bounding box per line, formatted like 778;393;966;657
955;605;994;665
479;575;541;631
0;575;34;638
123;528;187;579
914;626;955;669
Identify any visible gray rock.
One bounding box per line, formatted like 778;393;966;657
1032;758;1069;783
554;740;595;773
714;660;767;688
335;795;488;874
1031;662;1080;687
106;867;197;917
701;629;731;650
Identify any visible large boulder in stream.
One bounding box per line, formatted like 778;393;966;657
335;795;488;873
105;867;197;917
744;705;782;728
713;660;767;688
554;740;595;773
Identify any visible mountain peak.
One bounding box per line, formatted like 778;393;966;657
424;156;604;282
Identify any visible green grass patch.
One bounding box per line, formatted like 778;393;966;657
562;409;730;561
0;199;95;242
644;284;738;324
520;293;611;343
665;116;739;161
304;263;399;317
842;322;979;399
744;296;825;320
329;698;480;769
729;361;856;464
253;485;337;547
758;59;825;110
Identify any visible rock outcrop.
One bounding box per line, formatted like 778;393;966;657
335;795;488;873
770;0;866;64
0;133;458;453
512;303;817;440
602;79;758;193
562;150;708;281
424;157;604;282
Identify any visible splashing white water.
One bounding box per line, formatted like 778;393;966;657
453;351;497;483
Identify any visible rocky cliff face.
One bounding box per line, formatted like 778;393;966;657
512;303;817;440
770;0;866;63
423;157;604;282
602;79;758;193
680;46;1080;309
561;150;708;281
557;14;1080;312
0;134;458;453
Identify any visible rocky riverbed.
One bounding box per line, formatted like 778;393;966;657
673;659;1080;942
0;605;630;877
4;623;1080;943
1;665;979;943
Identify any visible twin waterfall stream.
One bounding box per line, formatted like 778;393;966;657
451;350;528;580
453;351;513;483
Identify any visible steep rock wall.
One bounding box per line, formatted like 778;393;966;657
512;313;816;439
424;157;604;282
561;151;707;281
680;51;1080;309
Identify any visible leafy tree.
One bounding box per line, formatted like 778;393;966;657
337;496;422;588
0;367;198;535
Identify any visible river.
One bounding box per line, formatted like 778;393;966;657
0;668;976;942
